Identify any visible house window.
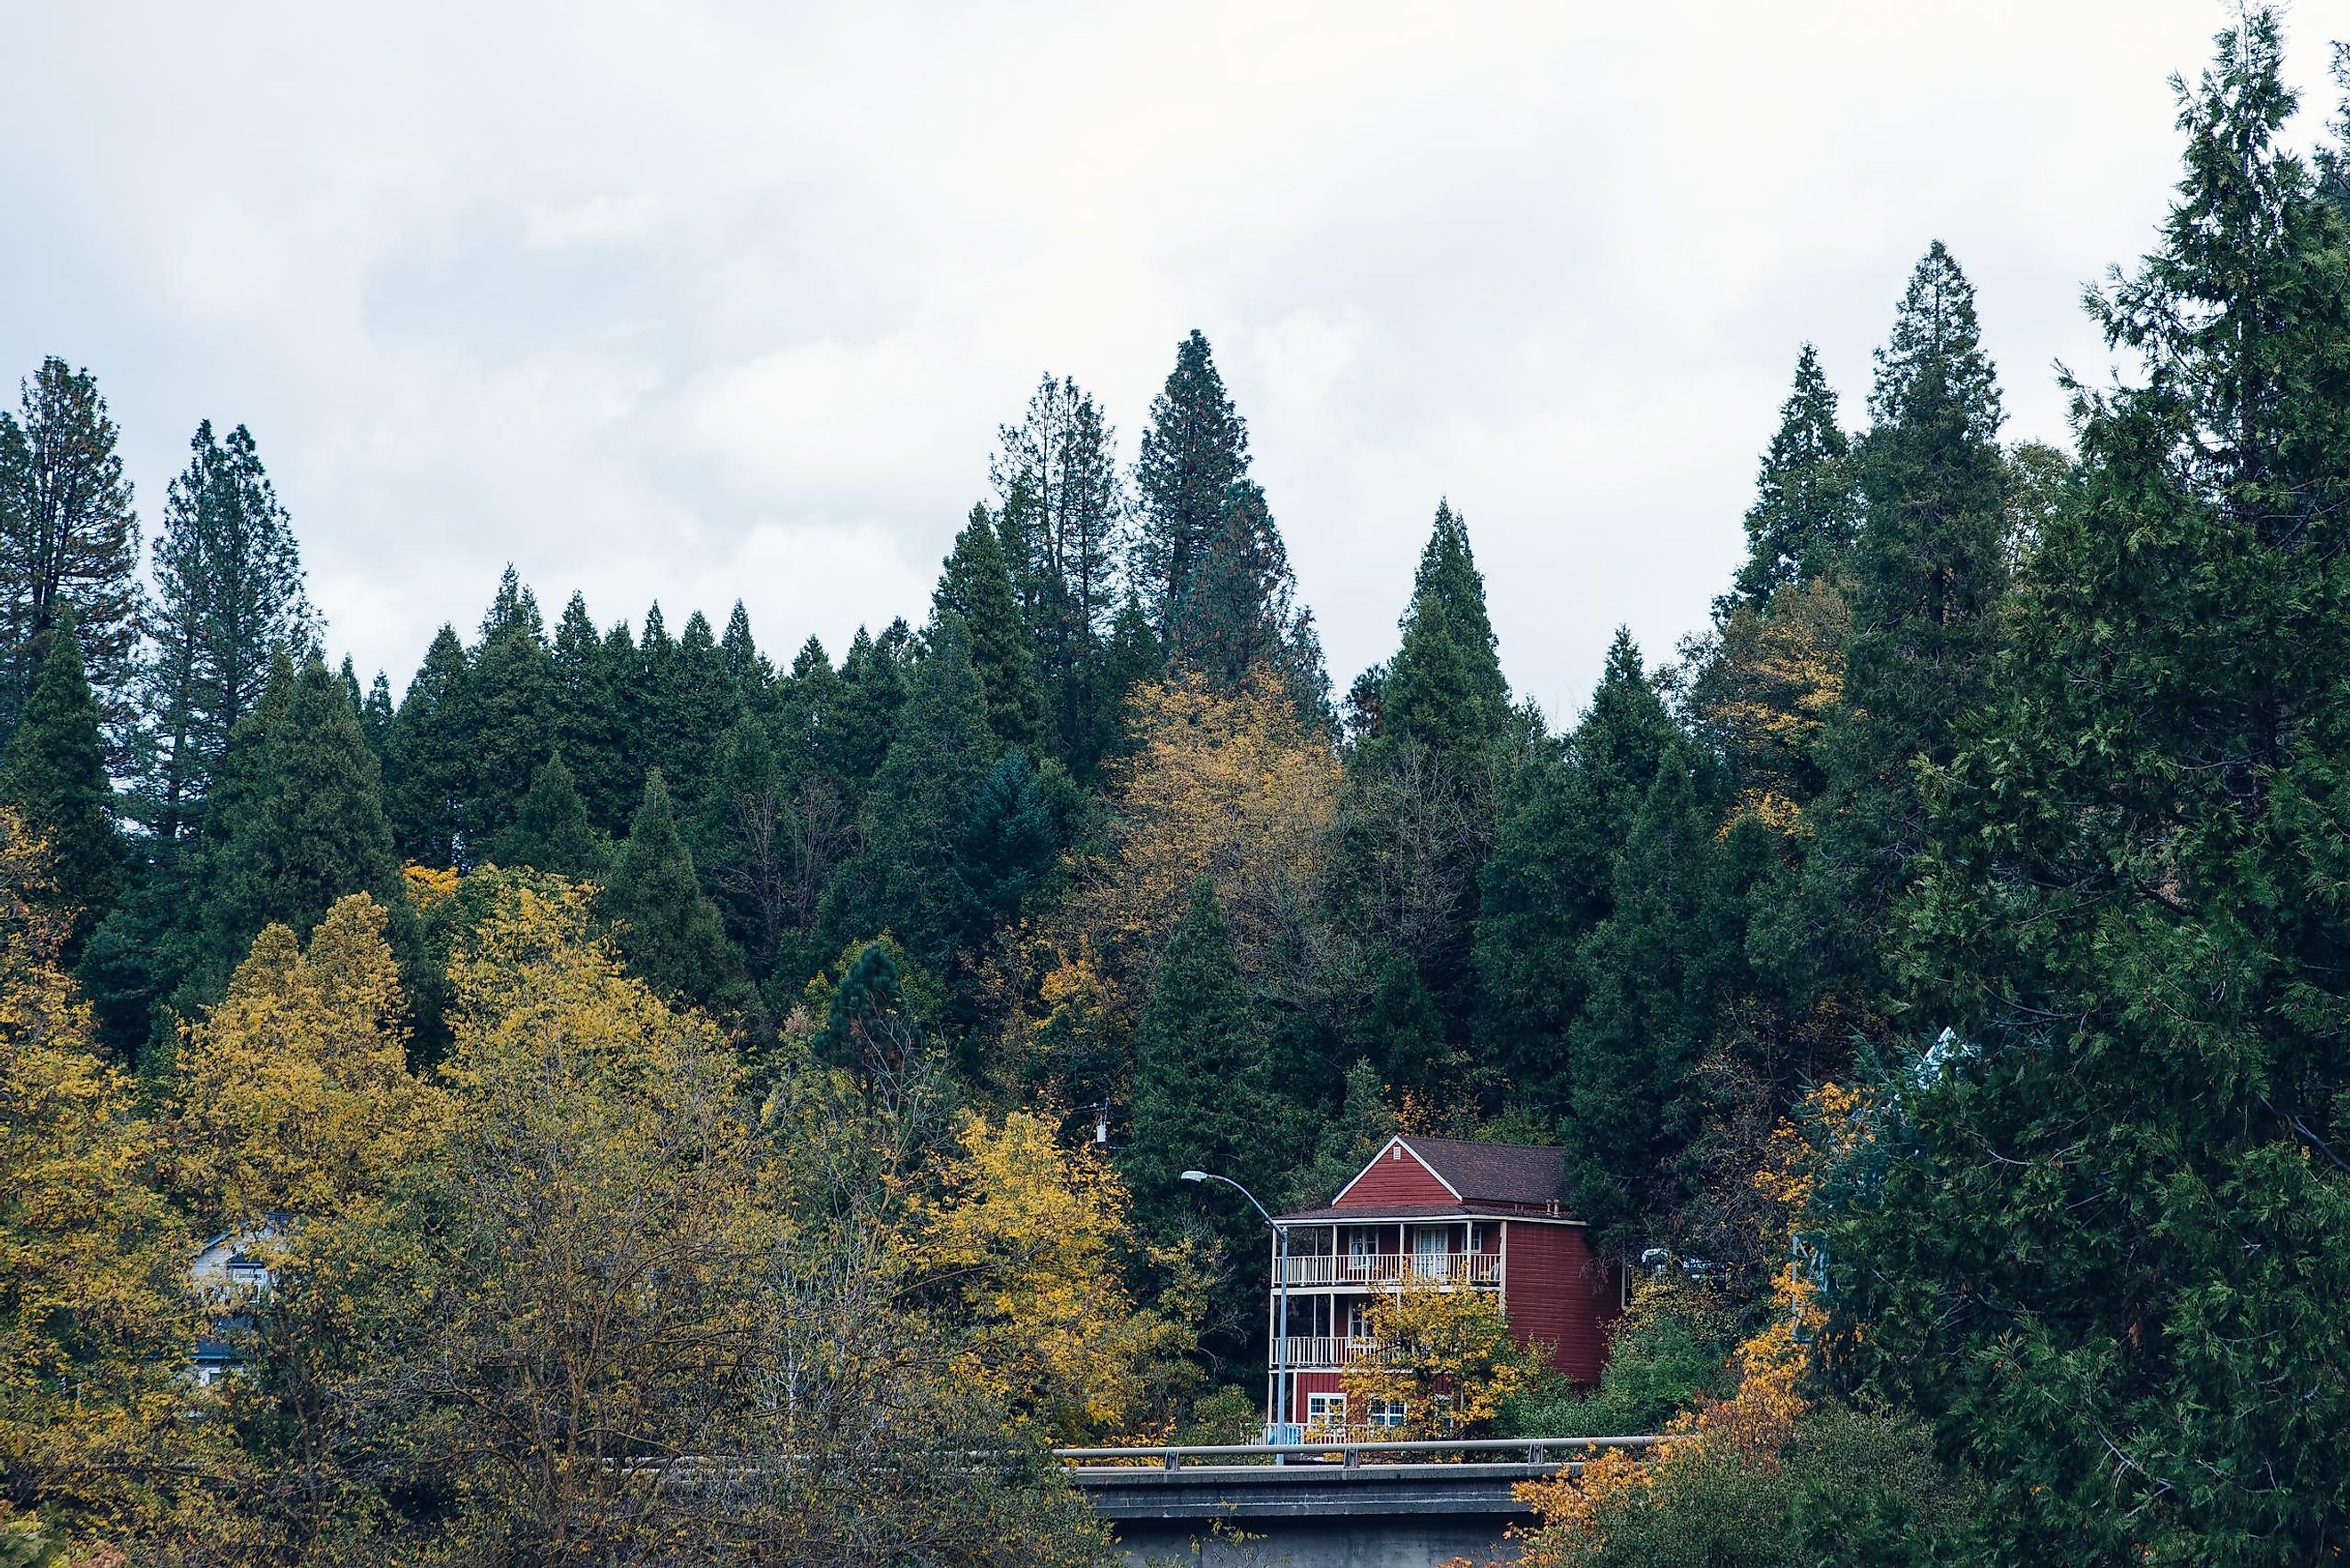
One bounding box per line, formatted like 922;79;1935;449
1306;1392;1347;1431
1368;1397;1407;1429
1412;1225;1448;1276
1346;1300;1371;1339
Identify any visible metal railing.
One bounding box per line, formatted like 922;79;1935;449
1056;1435;1672;1473
1278;1251;1502;1288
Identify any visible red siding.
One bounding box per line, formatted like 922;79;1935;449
1289;1370;1343;1424
1333;1143;1456;1208
1501;1222;1616;1386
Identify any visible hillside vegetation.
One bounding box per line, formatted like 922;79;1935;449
3;13;2348;1564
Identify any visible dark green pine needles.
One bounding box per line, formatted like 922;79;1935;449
934;505;1046;755
194;652;414;996
1830;16;2350;1560
603;768;762;1031
1714;343;1856;621
1127;875;1280;1215
1380;500;1511;763
0;611;123;950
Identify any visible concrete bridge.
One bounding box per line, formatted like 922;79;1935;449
1058;1436;1664;1568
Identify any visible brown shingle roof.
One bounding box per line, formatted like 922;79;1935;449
1275;1201;1584;1225
1396;1136;1569;1208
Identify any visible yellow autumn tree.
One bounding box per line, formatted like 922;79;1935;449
921;1109;1199;1443
1692;578;1850;834
422;876;768;1561
1001;668;1338;1092
175;892;445;1229
1340;1276;1544;1439
1088;667;1338;984
0;809;218;1553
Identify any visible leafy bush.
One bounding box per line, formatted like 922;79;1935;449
1500;1278;1738;1438
1552;1404;1976;1568
1176;1385;1263;1445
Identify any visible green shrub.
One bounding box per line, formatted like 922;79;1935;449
1557;1404;1975;1567
1500;1278;1738;1438
1176;1385;1262;1445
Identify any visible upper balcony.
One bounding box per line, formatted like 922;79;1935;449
1277;1250;1501;1289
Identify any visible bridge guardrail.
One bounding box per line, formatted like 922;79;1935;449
1054;1434;1671;1473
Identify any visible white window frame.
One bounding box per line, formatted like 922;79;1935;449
1305;1392;1347;1431
1412;1224;1448;1277
1367;1396;1407;1429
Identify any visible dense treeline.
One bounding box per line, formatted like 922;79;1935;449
4;12;2349;1564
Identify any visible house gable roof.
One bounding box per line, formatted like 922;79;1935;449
1331;1136;1459;1208
1325;1135;1571;1215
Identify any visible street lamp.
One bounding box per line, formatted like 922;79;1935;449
1182;1169;1292;1443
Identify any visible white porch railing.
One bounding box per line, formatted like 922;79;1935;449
1276;1251;1501;1289
1276;1335;1407;1370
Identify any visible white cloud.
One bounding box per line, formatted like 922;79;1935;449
523;193;664;251
1;0;2339;720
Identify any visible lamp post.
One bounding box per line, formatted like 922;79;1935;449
1182;1168;1292;1443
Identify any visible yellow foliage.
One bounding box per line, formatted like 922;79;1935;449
0;810;215;1551
402;860;461;909
1750;1079;1873;1218
427;877;767;1555
175;893;446;1228
1058;668;1338;1014
920;1109;1198;1443
1698;580;1850;831
1341;1276;1544;1439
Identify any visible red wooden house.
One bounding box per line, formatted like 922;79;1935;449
1267;1135;1620;1432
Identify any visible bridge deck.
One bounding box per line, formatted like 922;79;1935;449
1069;1459;1571;1519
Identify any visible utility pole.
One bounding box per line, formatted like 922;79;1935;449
1182;1168;1292;1443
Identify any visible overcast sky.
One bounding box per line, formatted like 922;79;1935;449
4;4;2342;722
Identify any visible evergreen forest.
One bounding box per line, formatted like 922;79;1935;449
5;14;2350;1565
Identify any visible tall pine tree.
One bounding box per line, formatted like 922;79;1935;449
719;600;774;708
663;610;741;809
1803;240;2013;1024
457;618;558;848
1126;876;1285;1366
1380;500;1511;762
1168;478;1328;722
385;626;471;867
826;617;999;974
602;768;761;1030
490;752;601;878
138;420;313;846
992;374;1127;777
1714;344;1858;620
1135;330;1250;639
1831;19;2350;1559
1562;739;1752;1246
933;505;1045;754
193;654;413;999
0;359;142;763
550;600;630;833
1474;629;1676;1117
831;623;908;805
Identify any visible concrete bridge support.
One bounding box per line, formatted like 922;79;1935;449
1074;1462;1543;1568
